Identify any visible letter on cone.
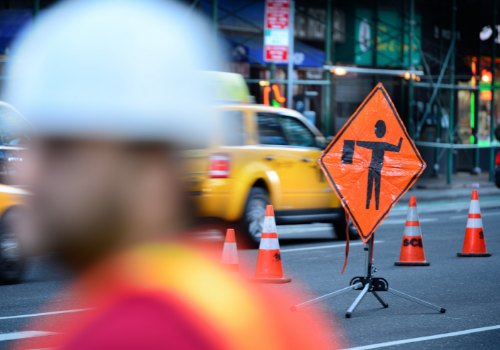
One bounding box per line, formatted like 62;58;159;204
395;196;430;266
221;229;239;272
457;190;491;257
248;205;291;284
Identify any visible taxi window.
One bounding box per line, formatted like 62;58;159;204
280;116;316;148
0;104;33;146
221;110;245;146
257;114;288;145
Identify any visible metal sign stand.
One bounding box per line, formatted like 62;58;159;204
291;234;446;318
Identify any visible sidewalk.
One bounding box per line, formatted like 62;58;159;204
401;172;500;204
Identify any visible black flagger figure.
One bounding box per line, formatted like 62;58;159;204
341;120;403;210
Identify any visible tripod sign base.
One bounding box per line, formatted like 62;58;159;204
291;236;445;318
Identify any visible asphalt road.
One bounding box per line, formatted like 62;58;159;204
1;196;500;349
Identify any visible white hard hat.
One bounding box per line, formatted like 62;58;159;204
2;0;218;146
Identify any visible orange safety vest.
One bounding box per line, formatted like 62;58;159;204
11;243;343;349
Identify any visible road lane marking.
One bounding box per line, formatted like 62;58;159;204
0;308;90;320
380;218;437;225
0;331;57;342
281;241;383;253
277;227;331;235
450;212;499;220
341;324;500;350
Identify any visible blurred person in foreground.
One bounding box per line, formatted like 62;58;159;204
5;0;343;349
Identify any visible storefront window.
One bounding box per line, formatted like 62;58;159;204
458;57;500;146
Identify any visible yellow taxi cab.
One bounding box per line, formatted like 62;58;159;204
0;101;31;284
185;73;358;246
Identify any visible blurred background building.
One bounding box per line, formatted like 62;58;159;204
0;0;499;181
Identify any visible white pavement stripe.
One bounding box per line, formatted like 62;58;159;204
341;324;500;350
380;218;437;225
277;227;331;235
281;241;383;253
450;212;498;220
0;331;57;342
0;308;90;320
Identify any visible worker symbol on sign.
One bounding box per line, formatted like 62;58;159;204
341;120;403;210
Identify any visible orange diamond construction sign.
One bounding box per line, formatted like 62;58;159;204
319;84;426;243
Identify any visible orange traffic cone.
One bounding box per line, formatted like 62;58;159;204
221;229;239;272
395;196;430;266
248;205;291;284
457;190;491;257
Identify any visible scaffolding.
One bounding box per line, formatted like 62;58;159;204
206;0;500;184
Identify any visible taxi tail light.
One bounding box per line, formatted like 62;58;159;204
209;154;230;178
495;151;500;167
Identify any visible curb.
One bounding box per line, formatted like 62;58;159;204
402;189;500;203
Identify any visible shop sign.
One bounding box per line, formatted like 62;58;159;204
354;9;421;67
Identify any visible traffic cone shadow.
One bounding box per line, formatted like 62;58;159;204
457;190;491;257
248;205;291;284
395;196;430;266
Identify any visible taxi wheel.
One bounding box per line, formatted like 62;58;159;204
333;217;360;241
239;187;269;248
0;208;26;285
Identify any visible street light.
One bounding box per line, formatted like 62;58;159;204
324;65;424;77
331;67;347;76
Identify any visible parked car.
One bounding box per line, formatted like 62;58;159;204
0;101;32;284
0;186;30;284
184;103;358;246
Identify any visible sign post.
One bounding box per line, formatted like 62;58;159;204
291;84;446;318
264;0;292;108
287;1;294;109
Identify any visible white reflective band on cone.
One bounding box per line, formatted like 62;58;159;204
221;243;238;264
469;200;481;215
403;225;422;237
263;216;277;234
406;206;419;222
467;218;483;229
259;238;280;250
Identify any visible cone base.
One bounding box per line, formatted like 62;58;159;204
457;252;491;257
248;277;292;284
394;261;430;266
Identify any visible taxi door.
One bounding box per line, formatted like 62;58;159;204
278;115;332;209
254;112;300;210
